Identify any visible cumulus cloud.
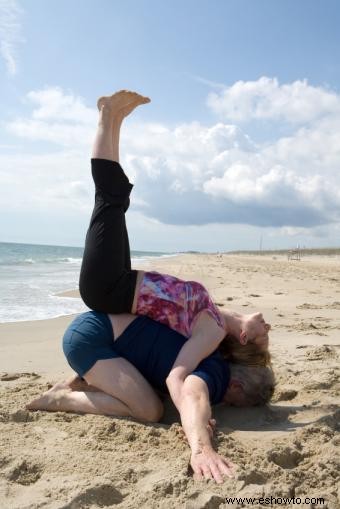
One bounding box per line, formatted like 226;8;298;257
26;88;96;123
126;117;340;228
206;77;340;124
3;81;340;235
7;87;97;146
0;0;25;75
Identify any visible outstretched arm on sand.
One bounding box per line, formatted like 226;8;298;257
179;375;235;483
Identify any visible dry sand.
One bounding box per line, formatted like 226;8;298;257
0;253;339;508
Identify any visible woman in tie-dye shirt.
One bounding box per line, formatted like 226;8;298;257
79;90;271;409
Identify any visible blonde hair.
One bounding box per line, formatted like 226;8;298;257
219;333;272;367
229;363;276;405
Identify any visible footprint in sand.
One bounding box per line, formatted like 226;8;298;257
62;484;124;507
5;459;43;485
274;388;298;402
267;446;303;469
296;303;320;309
237;470;267;486
326;301;340;310
186;493;225;508
10;409;37;422
317;409;340;432
0;372;40;381
305;345;336;361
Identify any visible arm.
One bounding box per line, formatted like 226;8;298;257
166;317;225;409
179;375;235;483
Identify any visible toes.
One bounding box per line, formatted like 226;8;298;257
26;399;39;410
97;91;150;112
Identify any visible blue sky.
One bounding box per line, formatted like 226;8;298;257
1;0;340;252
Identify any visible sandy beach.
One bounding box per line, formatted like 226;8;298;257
0;253;339;509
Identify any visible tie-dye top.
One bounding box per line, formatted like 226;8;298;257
136;271;224;338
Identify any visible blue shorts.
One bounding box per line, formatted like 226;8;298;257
62;311;230;405
62;311;118;377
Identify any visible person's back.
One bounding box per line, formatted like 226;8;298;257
63;310;230;405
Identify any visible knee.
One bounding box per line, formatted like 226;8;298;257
148;399;164;422
134;399;164;423
79;274;116;313
79;280;104;311
79;270;132;314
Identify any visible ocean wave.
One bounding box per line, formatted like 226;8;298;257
23;258;35;264
0;296;88;323
0;257;83;266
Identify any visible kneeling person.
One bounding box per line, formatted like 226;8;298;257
27;311;275;485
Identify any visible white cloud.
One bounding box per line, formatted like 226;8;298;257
0;0;25;75
206;77;340;124
0;150;92;212
2;81;340;250
6;87;97;146
26;87;96;124
7;118;95;147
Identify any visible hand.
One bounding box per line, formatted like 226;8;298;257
190;448;236;484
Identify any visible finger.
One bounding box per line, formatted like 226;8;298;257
201;466;213;481
219;460;235;478
193;472;204;482
206;425;214;439
209;464;224;484
207;419;216;437
208;420;216;432
223;457;237;470
192;467;203;482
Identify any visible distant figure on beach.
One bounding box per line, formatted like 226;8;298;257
27;90;275;484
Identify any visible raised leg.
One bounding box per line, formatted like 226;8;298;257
92;90;151;163
79;91;150;313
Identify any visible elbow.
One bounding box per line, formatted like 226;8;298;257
181;375;210;403
181;382;203;401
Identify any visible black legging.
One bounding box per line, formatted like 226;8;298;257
79;158;138;314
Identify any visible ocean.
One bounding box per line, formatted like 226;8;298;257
0;242;175;323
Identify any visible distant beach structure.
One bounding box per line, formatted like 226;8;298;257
287;248;301;261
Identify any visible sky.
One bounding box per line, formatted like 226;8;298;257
1;0;340;252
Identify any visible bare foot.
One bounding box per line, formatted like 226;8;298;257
97;89;150;118
117;94;151;119
68;375;99;392
26;381;72;411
